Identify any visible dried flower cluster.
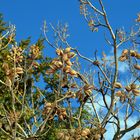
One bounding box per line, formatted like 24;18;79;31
46;47;77;76
115;90;127;103
7;46;24;63
56;127;106;140
2;63;23;88
119;49;140;62
116;83;140;104
119;49;140;72
30;45;41;59
42;102;67;121
125;83;140;96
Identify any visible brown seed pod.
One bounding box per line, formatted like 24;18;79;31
62;111;67;117
132;89;140;96
119;56;127;62
68;69;77;76
85;89;92;96
59;115;64;120
136;53;140;59
122;49;128;55
45;102;52;107
131;83;137;89
81;128;90;137
50;64;58;70
76;90;83;100
62;53;69;61
94;134;100;140
5;77;12;88
130;50;137;57
88;20;94;27
100;127;106;134
64;47;71;53
56;49;63;56
2;62;9;70
56;132;65;140
114;82;122;89
67;52;76;58
16;67;23;74
125;85;131;92
64;135;70;140
63;65;71;72
71;83;78;88
65;60;72;66
43;107;52;114
116;90;123;97
42;105;52;115
46;69;55;74
84;84;94;90
134;64;140;70
120;96;126;103
2;63;11;75
71;93;76;98
53;61;63;68
32;61;39;68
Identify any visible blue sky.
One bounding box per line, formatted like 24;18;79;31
1;0;140;58
1;0;140;139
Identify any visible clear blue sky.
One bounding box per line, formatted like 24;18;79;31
1;0;140;59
